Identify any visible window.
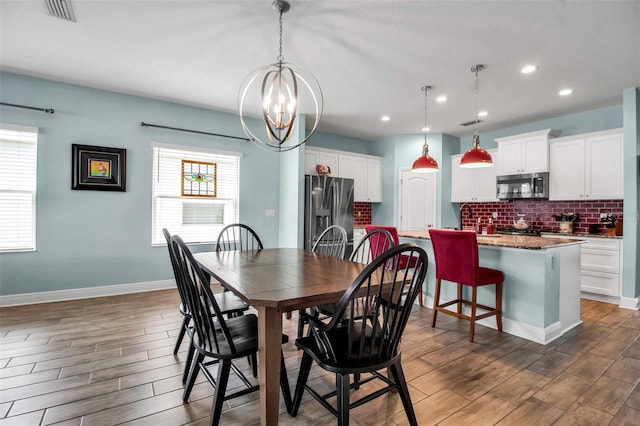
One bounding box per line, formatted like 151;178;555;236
152;143;240;245
0;124;38;252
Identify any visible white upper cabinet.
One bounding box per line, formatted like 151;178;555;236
366;157;382;202
451;149;499;202
306;147;382;202
496;129;552;175
338;154;382;202
549;129;623;200
304;148;339;176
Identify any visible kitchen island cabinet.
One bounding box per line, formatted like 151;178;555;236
399;230;584;344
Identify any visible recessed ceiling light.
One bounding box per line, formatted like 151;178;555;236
559;88;573;96
436;95;447;103
477;111;488;117
521;65;538;74
422;126;430;132
381;115;390;121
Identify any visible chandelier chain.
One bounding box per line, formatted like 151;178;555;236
277;9;284;63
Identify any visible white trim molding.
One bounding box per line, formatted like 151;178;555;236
619;296;640;310
0;280;175;307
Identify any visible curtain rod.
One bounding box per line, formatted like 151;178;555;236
0;102;54;114
140;121;250;142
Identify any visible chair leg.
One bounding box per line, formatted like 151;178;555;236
389;361;418;426
469;286;478;342
431;279;441;327
174;316;189;355
418;285;423;307
210;359;232;426
457;283;463;314
250;353;258;378
182;340;195;384
495;281;503;332
280;352;293;414
290;352;313;417
297;309;306;339
183;352;204;401
336;373;350;426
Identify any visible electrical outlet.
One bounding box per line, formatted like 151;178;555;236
492;212;498;219
265;209;276;217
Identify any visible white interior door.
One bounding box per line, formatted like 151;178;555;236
399;169;437;231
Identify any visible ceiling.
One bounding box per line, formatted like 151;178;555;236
1;1;639;141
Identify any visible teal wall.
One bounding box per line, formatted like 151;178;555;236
1;71;638;304
307;130;371;154
622;88;640;298
0;72;373;297
369;132;462;230
458;104;624;151
0;72;285;295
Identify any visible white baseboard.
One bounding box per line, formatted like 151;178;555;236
580;291;620;305
424;295;577;345
619;296;640;310
0;280;175;307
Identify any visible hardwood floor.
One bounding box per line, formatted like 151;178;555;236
1;289;639;425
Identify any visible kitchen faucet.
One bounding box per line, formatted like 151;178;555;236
459;203;473;230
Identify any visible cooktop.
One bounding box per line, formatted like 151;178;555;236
494;227;556;236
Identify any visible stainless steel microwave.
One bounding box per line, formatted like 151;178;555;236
496;172;549;200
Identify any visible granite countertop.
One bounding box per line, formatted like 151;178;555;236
540;231;622;240
398;229;585;250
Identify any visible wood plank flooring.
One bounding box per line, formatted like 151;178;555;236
1;289;639;425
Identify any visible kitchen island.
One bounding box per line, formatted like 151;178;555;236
399;230;585;344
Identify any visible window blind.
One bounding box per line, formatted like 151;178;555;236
151;144;240;245
0;124;38;252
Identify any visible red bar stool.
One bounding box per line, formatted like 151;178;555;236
365;225;423;306
428;229;504;342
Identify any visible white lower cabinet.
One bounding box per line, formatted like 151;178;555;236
543;235;622;298
579;238;621;297
353;228;367;252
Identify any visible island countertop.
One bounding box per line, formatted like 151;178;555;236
398;229;584;250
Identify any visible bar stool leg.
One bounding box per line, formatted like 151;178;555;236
431;279;442;327
469;286;478;342
495;281;503;331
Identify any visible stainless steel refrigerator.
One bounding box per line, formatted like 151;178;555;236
304;175;354;257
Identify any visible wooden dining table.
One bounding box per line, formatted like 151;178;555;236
194;247;368;425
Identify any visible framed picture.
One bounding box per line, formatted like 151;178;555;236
72;144;126;191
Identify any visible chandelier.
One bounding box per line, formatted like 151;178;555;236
238;0;323;152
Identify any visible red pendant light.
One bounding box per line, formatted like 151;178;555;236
412;85;439;173
460;65;493;168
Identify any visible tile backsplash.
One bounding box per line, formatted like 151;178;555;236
461;199;624;234
354;202;372;227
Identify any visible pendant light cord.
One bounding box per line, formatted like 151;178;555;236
474;66;479;135
423;86;429;148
